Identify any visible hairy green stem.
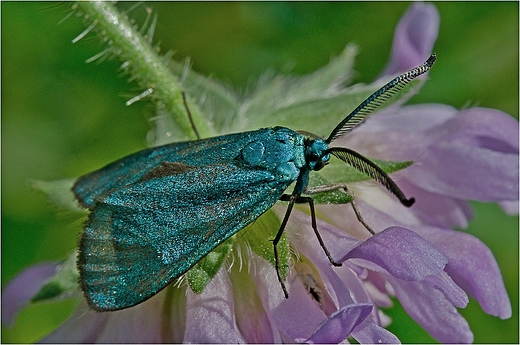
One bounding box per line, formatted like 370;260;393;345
74;1;212;139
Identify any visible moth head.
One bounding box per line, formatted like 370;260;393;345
305;138;330;171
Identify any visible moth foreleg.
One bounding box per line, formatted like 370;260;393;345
295;194;343;267
305;183;375;235
280;193;342;265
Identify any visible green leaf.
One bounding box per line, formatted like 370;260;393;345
371;158;414;174
238;44;358;133
319;157;413;185
236;44;427;138
187;236;234;294
291;44;358;96
169;59;240;136
253;79;423;139
307;174;354;204
30;179;86;213
241;209;289;279
31;252;79;303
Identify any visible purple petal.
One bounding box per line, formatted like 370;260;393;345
284;207;362;262
342;227;448;281
41;287;181;343
345;105;519;207
416;226;512;319
230;262;280;343
499;200;519;215
267;265;327;341
293;261;338;316
397;179;473;229
423;273;468;308
39;302;110;343
184;271;246;343
338;269;400;342
96;289;171;343
407;143;518;201
381;2;440;76
285;209;359;306
389;277;473;343
335;265;372;304
304;303;373;344
253;225;348;342
363;271;394;309
404;108;519;201
346;107;519;206
358;104;458;134
342;104;459;162
439;108;519;154
2;262;58;326
350;317;401;344
278;210;398;343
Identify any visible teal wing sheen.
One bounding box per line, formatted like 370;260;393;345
77;127;306;310
73;127;303;208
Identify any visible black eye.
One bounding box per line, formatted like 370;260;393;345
314;160;325;171
308;152;319;162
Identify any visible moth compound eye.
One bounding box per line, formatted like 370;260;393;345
313;160;327;171
308;152;319;162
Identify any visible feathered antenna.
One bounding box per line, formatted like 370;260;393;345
324;54;436;207
326;54;436;144
327;147;415;206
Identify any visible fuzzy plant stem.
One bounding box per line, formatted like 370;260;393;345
73;1;212;139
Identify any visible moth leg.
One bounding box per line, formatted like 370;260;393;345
272;194;296;298
298;194;343;267
279;193;342;266
305;184;375;235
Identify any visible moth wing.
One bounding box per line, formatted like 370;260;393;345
72;129;270;209
78;162;293;311
72;133;247;208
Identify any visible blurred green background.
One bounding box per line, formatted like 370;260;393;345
2;2;518;343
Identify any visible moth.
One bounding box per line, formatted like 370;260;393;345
74;54;436;311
